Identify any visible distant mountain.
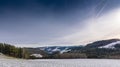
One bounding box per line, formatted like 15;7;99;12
24;38;120;59
38;46;83;54
2;39;120;59
86;39;120;49
99;41;120;49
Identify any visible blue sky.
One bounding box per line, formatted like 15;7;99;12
0;0;120;47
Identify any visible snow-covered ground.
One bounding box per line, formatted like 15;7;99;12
0;58;120;67
0;53;120;67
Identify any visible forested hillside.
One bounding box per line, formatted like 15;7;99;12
0;43;23;58
1;39;120;59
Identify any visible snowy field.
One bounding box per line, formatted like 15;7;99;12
0;59;120;67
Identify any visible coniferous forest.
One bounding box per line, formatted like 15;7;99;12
0;43;23;58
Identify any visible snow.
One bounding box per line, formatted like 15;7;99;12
0;59;120;67
60;48;71;54
47;48;52;51
99;41;120;49
51;47;71;54
0;53;120;67
43;47;71;54
39;47;46;51
52;47;60;52
30;54;43;58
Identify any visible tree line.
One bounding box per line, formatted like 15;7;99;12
1;42;120;59
0;43;27;58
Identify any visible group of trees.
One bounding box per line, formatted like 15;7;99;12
50;52;86;59
83;48;120;59
0;43;23;58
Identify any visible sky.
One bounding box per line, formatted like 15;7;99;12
0;0;120;47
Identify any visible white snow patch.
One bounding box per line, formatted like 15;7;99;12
39;47;46;51
99;41;120;49
30;54;43;58
60;48;71;54
52;47;60;52
47;48;52;51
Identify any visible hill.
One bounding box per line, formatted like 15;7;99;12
1;39;120;59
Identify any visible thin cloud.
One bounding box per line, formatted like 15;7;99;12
55;8;120;45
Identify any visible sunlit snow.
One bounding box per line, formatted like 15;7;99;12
99;41;120;49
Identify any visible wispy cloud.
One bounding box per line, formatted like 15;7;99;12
54;8;120;45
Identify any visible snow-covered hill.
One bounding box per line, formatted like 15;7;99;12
39;46;71;54
86;39;120;49
99;41;120;49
